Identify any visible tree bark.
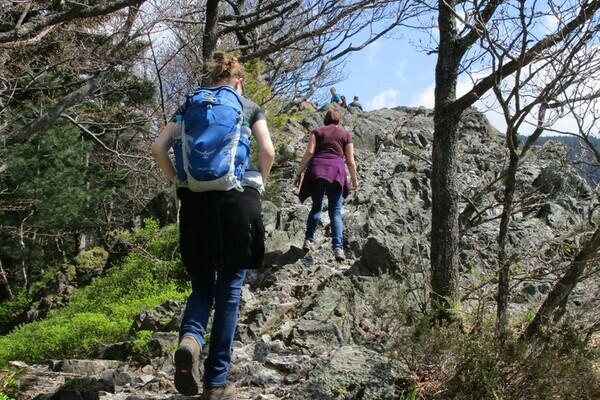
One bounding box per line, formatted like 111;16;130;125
496;128;520;333
201;0;221;86
430;0;463;321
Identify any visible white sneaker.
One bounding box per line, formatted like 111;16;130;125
303;239;314;252
334;248;345;261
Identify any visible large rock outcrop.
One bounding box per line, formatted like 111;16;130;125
11;105;598;399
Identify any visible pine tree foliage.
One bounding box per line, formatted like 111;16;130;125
0;1;158;292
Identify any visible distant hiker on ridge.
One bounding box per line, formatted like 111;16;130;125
329;87;343;105
348;96;363;111
340;95;348;108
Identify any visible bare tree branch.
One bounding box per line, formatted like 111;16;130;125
60;114;152;161
0;0;147;45
2;71;107;146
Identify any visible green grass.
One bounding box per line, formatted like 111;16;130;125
0;220;188;364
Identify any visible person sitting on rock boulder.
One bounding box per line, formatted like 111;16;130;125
348;96;363;111
329;86;343;105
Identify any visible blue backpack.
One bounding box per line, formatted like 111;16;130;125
173;86;251;192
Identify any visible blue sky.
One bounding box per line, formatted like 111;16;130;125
329;36;512;134
331;36;571;136
334;38;437;113
328;13;598;138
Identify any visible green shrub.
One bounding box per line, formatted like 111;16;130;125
0;221;188;364
0;366;18;399
0;313;121;361
388;321;600;400
242;59;288;131
132;330;154;361
0;292;29;332
0;266;70;334
448;331;509;399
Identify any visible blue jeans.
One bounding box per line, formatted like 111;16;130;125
305;179;344;249
179;268;246;388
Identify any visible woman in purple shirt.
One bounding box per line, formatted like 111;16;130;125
294;108;358;261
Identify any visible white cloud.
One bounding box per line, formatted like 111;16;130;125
367;41;383;68
542;15;560;33
410;83;434;108
396;59;407;80
369;89;400;110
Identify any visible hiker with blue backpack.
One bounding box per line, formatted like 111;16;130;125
151;52;274;400
294;107;358;261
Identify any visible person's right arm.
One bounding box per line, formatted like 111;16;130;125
251;119;275;184
344;142;358;190
151;122;177;183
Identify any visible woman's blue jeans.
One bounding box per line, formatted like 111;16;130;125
179;268;246;388
305;178;344;249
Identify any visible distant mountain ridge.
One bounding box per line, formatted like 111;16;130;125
524;135;600;187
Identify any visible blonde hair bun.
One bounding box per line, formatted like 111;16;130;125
208;52;245;86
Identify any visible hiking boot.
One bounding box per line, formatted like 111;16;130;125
334;247;345;261
174;335;202;396
302;239;314;252
200;383;237;400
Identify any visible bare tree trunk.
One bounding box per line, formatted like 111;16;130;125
78;233;87;253
496;128;520;333
524;226;600;339
19;211;34;290
430;0;464;321
0;259;13;301
200;0;220;86
21;260;28;291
